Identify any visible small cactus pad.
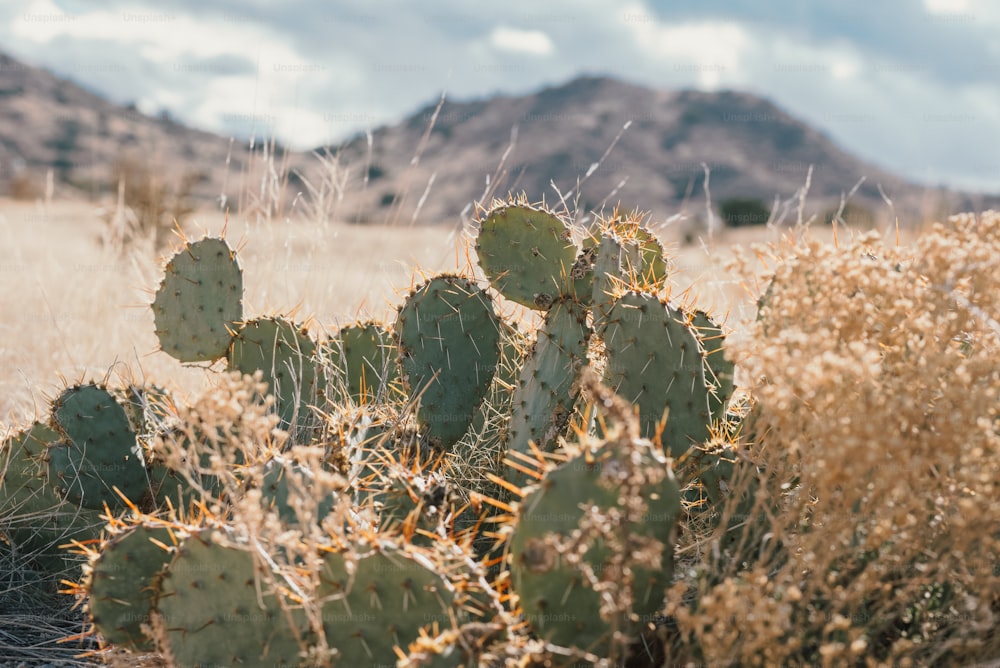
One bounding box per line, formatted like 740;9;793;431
155;531;307;666
152;237;243;363
603;293;713;458
258;457;338;526
1;423;104;572
49;384;146;510
323;321;399;405
611;220;669;289
396;275;501;448
509;441;681;652
86;523;175;651
507;298;590;484
318;547;455;665
689;310;735;422
476;204;579;309
227;317;322;437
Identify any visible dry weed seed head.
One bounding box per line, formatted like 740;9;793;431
673;211;1000;665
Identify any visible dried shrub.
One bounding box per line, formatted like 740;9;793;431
668;211;1000;665
103;155;199;252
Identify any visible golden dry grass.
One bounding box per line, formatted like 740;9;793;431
0;193;784;424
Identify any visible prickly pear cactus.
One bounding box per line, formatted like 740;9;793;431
154;530;308;666
689;310;735;422
318;545;455;666
323;321;400;405
509;439;682;654
0;422;104;572
603;292;713;458
152;237;243;363
257;457;338;526
48;384;147;510
395;275;501;448
506;298;590;485
227;316;323;438
86;522;175;651
476;203;579;310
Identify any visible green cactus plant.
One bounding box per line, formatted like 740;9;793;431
395;275;502;448
689;310;735;423
48;384;147;511
153;529;309;666
227;316;323;439
85;522;175;651
506;297;590;487
0;422;104;573
476;203;579;310
152;236;243;363
603;292;713;458
317;545;456;666
508;437;682;655
322;321;400;405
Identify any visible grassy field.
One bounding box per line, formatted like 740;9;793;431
5;187;971;666
0;194;813;424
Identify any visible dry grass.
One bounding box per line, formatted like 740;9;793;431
0;142;961;665
667;211;1000;666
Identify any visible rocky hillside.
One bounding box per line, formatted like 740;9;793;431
0;50;249;204
314;76;999;228
2;48;995;229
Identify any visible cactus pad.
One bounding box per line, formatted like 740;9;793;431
152;237;243;363
323;321;399;405
476;204;578;309
690;310;735;422
48;384;146;510
603;293;713;458
0;422;104;572
318;546;455;665
227;317;322;438
155;530;307;665
86;523;175;650
507;298;590;484
395;275;501;448
509;441;681;652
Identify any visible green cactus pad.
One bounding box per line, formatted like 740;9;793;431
227;317;323;438
48;384;147;511
87;523;175;651
591;233;625;333
323;321;400;405
476;204;579;309
0;422;104;572
612;220;669;289
689;310;735;422
395;275;501;448
318;547;455;665
603;293;713;458
507;298;590;486
509;441;681;653
152;237;243;363
155;530;308;666
258;457;338;526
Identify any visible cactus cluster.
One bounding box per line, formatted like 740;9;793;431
0;195;755;666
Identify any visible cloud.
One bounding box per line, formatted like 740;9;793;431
0;0;997;191
488;27;555;56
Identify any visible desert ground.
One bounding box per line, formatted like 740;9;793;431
0;193;836;426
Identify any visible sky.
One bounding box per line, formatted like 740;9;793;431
1;0;998;193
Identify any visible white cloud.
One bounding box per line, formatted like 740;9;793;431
924;0;972;14
489;27;554;56
621;6;751;89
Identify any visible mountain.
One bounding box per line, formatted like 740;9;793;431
0;50;249;203
1;49;995;230
314;75;1000;229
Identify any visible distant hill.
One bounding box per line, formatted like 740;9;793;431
0;50;249;204
1;50;995;230
314;75;1000;229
